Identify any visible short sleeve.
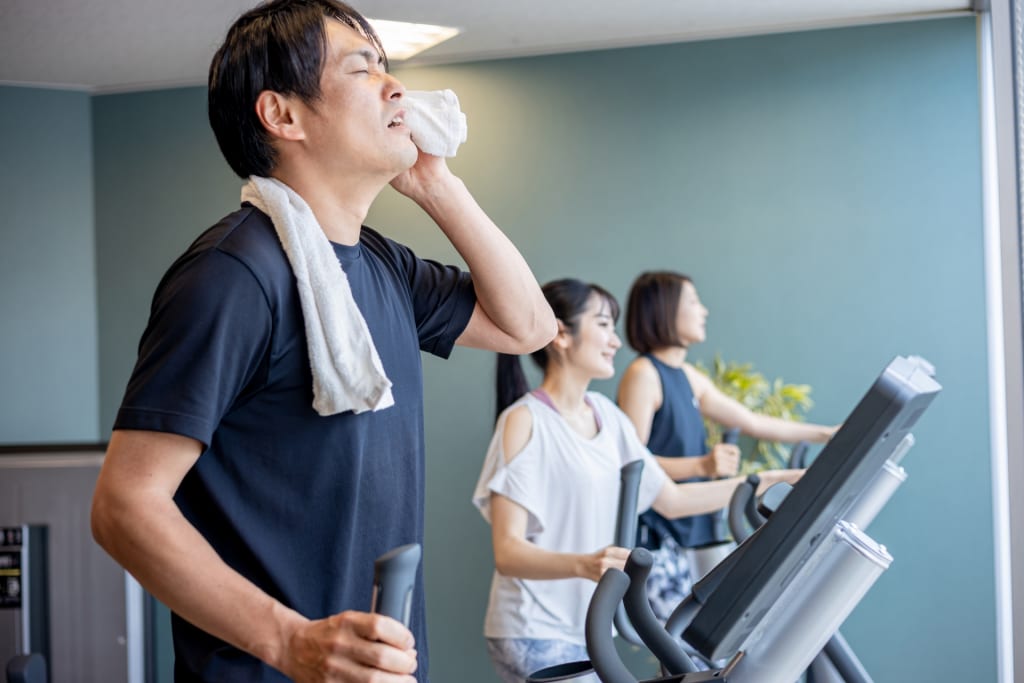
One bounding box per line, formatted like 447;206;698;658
472;404;548;537
593;393;669;513
636;448;669;513
113;249;272;447
370;231;476;358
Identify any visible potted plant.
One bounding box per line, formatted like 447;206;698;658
694;354;815;474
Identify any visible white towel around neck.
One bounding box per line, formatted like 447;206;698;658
241;176;394;416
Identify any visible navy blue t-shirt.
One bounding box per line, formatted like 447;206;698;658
114;205;476;682
636;354;716;550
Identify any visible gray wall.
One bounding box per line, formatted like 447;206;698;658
2;14;993;682
92;87;242;433
0;87;99;444
0;451;132;682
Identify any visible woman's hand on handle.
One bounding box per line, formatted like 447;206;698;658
576;545;632;583
702;443;740;478
755;468;805;493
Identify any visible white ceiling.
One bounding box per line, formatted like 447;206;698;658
0;0;974;93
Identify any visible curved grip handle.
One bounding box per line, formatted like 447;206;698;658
728;474;760;543
757;481;793;518
371;543;421;626
711;427;743;544
788;440;810;468
615;461;644;548
586;570;638;683
744;477;767;529
622;549;699;675
613;461;645;645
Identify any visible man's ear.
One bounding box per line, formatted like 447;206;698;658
254;90;305;141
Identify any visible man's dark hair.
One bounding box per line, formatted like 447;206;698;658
208;0;388;178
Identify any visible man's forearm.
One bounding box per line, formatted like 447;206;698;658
417;175;554;350
92;490;302;670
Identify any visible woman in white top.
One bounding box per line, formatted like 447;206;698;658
472;278;802;683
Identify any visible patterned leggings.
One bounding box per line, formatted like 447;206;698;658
644;536;694;622
644;538;724;671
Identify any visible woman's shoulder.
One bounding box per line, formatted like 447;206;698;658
680;362;711;395
498;398;540;465
624;354;656;373
622;354;661;385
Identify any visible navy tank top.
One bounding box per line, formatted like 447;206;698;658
636;354;716;549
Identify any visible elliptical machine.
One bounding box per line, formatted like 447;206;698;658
524;355;940;682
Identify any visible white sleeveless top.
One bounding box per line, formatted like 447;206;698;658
472;391;668;643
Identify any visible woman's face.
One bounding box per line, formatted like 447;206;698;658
674;280;708;347
564;293;622;379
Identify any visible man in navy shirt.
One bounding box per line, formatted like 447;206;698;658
90;2;555;681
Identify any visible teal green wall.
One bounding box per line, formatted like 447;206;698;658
0;13;987;683
92;87;243;435
0;86;99;444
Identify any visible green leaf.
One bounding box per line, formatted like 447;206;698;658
701;353;815;471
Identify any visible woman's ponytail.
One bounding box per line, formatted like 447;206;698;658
495;353;530;420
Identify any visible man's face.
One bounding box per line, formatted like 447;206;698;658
298;20;418;178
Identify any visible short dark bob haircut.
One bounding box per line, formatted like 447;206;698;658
625;270;694;354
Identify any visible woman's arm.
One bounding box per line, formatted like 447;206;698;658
488;405;628;583
653;456;704;480
619;358;737;480
490;494;629;583
686;365;837;444
649;468;804;520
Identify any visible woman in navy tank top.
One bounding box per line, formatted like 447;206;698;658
616;271;837;620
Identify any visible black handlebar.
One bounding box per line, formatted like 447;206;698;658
615;461;644;548
587;570;638;683
613;461;646;646
788;440;810;468
622;549;700;675
744;481;767;528
757;481;793;518
727;474;760;543
371;543;420;626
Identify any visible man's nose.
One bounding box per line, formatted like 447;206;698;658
385;73;405;100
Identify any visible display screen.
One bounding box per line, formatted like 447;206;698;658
684;356;941;660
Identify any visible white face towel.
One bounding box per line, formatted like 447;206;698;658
402;89;468;157
241;176;395;416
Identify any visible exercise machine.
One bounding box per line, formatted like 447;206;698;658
2;526;48;683
371;543;421;627
529;355;940;682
